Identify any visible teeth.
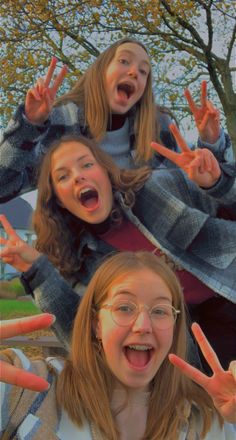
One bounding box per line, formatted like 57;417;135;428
79;187;93;197
128;345;152;351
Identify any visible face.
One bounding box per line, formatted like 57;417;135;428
105;42;150;114
96;268;174;391
51;141;113;224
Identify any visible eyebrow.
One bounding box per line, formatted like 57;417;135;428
53;154;93;174
112;290;171;303
117;49;150;68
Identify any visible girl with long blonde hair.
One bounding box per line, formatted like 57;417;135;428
1;252;236;440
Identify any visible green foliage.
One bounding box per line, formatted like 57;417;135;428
0;0;235;151
0;278;25;296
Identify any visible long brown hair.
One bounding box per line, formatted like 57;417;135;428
33;135;151;277
57;251;221;440
55;38;159;163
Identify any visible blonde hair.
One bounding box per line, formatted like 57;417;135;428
57;251;221;439
33;135;151;277
55;38;158;163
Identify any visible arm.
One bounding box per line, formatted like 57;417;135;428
0;215;82;346
169;323;236;423
20;255;83;347
0;59;67;201
151;124;236;206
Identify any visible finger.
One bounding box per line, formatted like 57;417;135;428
1;256;14;264
229;361;236;381
27;87;42;101
206;100;218;115
0;215;18;238
200;80;207;107
0;237;7;245
169;124;191;153
151;141;180;163
198;110;210;132
187;156;202;180
51;64;68;95
184;88;198;114
193;150;206;173
44;57;57;88
198;149;213;172
169;353;208;388
0;362;49;392
42;88;54;110
0;314;55;339
210;156;221;180
0;243;22;256
191;323;223;373
35;78;45;95
204;150;213;172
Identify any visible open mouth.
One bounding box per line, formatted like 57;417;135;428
79;188;99;209
117;82;135;100
124;345;153;368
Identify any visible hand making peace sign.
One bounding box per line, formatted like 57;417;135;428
169;323;236;423
151;124;221;188
185;80;221;144
0;214;40;272
0;314;55;391
25;57;68;125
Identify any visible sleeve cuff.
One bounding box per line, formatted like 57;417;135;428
20;254;56;296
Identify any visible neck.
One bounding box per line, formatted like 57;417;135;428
107;113;127;131
87;217;112;235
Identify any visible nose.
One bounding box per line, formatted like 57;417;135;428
132;309;152;334
128;64;138;79
74;172;85;183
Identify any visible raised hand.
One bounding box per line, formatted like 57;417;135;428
169;323;236;423
25;57;68;125
151;124;221;188
0;314;55;391
0;214;41;272
185;80;220;144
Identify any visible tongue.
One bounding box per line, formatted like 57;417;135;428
125;348;149;368
117;89;128;102
83;197;98;208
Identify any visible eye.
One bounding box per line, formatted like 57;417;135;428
114;302;135;314
139;68;148;76
118;58;129;66
82;162;94;169
151;306;170;317
57;174;68;182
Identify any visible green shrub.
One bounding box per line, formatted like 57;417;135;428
0;278;25;296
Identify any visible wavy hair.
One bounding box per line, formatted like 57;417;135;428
55;38;159;163
57;251;221;440
33;135;151;277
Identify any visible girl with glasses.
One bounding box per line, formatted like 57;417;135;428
1;252;236;439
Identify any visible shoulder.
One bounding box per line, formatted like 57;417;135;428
0;347;60;381
189;405;236;440
51;101;85;125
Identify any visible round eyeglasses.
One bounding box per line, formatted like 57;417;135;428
100;301;180;330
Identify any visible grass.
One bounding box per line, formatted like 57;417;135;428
0;298;41;319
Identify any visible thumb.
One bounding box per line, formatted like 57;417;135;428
229;361;236;381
